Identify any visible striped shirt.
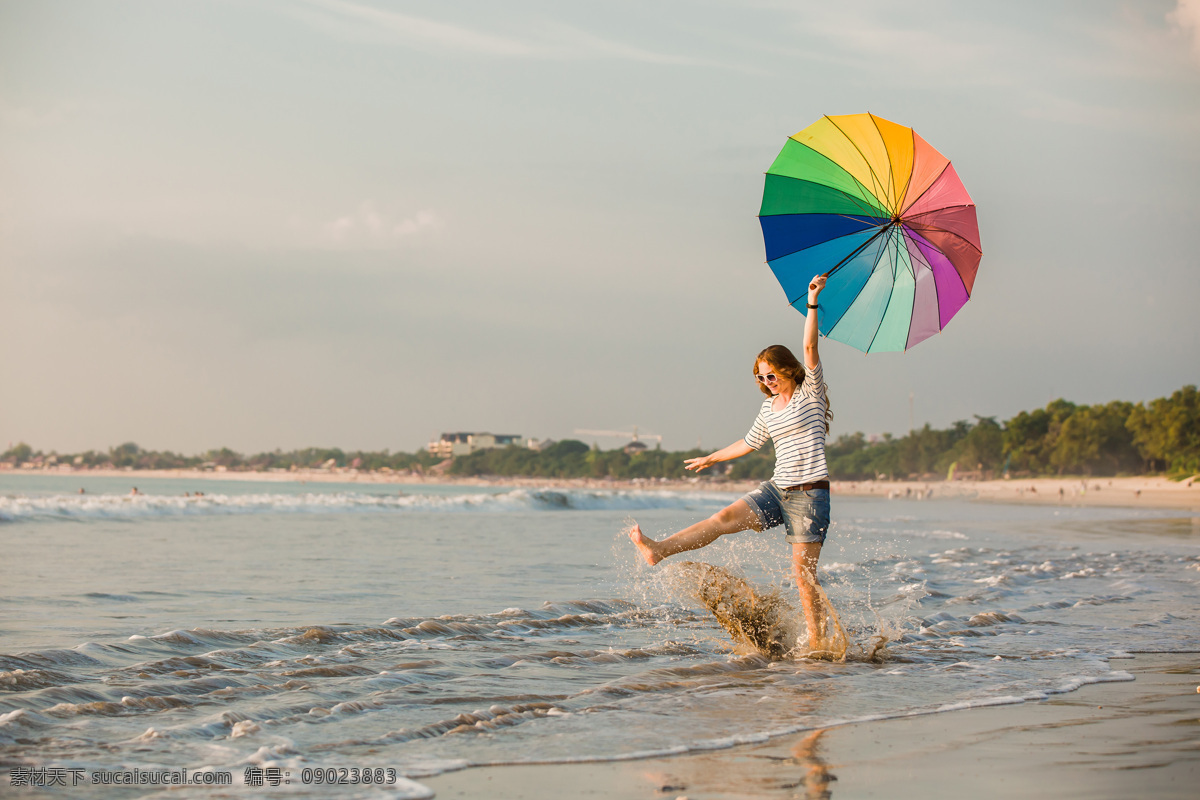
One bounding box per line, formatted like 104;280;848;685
744;360;829;487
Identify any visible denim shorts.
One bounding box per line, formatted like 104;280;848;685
740;480;830;544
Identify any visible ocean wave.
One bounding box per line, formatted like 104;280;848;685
0;488;732;522
0;587;1183;784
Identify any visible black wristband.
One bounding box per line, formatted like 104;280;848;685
806;302;819;309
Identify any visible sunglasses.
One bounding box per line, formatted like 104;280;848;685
756;372;779;384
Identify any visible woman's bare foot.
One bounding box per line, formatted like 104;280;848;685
627;522;663;566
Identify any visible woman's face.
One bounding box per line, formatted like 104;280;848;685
756;360;796;396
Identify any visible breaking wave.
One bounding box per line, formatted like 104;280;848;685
0;488;733;522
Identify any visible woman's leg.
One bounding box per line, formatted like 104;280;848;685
629;499;761;566
792;541;827;644
779;487;833;648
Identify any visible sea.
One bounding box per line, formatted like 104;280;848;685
2;475;1198;798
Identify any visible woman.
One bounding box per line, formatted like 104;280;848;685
628;274;835;650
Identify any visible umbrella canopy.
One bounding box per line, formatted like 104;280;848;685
759;113;981;352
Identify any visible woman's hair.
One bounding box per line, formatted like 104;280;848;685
754;345;804;398
753;344;833;432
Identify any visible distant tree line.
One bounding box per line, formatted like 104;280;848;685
826;385;1199;480
444;439;779;481
0;443;442;474
3;385;1196;480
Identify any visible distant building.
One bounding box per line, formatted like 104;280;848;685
427;432;526;458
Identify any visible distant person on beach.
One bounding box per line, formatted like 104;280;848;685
130;487;141;496
629;274;836;651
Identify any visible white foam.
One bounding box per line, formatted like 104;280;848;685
0;709;30;725
0;488;734;521
1053;670;1135;690
401;758;471;778
392;778;435;799
935;695;1026;713
915;529;969;539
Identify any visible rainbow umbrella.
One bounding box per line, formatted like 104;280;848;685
759;113;981;352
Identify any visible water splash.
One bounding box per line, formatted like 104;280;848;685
666;562;800;659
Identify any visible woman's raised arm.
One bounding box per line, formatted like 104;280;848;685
803;274;826;370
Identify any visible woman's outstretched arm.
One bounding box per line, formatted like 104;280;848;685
684;439;755;472
804;274;826;370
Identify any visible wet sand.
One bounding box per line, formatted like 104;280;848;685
424;652;1199;799
836;475;1200;512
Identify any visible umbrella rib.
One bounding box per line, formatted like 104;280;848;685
893;126;916;215
903;211;981;250
822;228;891;333
903;225;983;270
904;202;974;219
904;225;968;329
900;162;951;217
786;139;888;216
920;232;947;332
900;227;927;349
828;115;893;215
896;225;919;351
827;114;890;211
864;228;901;353
824;223;892;280
868;113;901;212
946;241;975;299
760;216;888;264
903;208;981;253
763;172;888;219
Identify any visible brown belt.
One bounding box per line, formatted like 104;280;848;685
784;480;829;491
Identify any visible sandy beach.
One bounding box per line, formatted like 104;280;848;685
7;467;1200;512
424;652;1199;799
834;475;1200;512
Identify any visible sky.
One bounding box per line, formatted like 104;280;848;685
2;0;1199;456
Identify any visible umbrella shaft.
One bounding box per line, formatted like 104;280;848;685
824;222;895;280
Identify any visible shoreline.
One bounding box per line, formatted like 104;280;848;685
4;468;1199;511
421;652;1199;799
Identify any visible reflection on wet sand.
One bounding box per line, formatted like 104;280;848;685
627;676;836;797
427;655;1199;799
632;727;836;799
788;729;835;800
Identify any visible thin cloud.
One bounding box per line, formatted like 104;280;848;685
533;20;704;66
1169;0;1200;62
0;99;88;127
321;203;440;249
294;0;712;66
758;3;1011;88
1060;3;1200;80
299;0;533;56
1017;90;1126;128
